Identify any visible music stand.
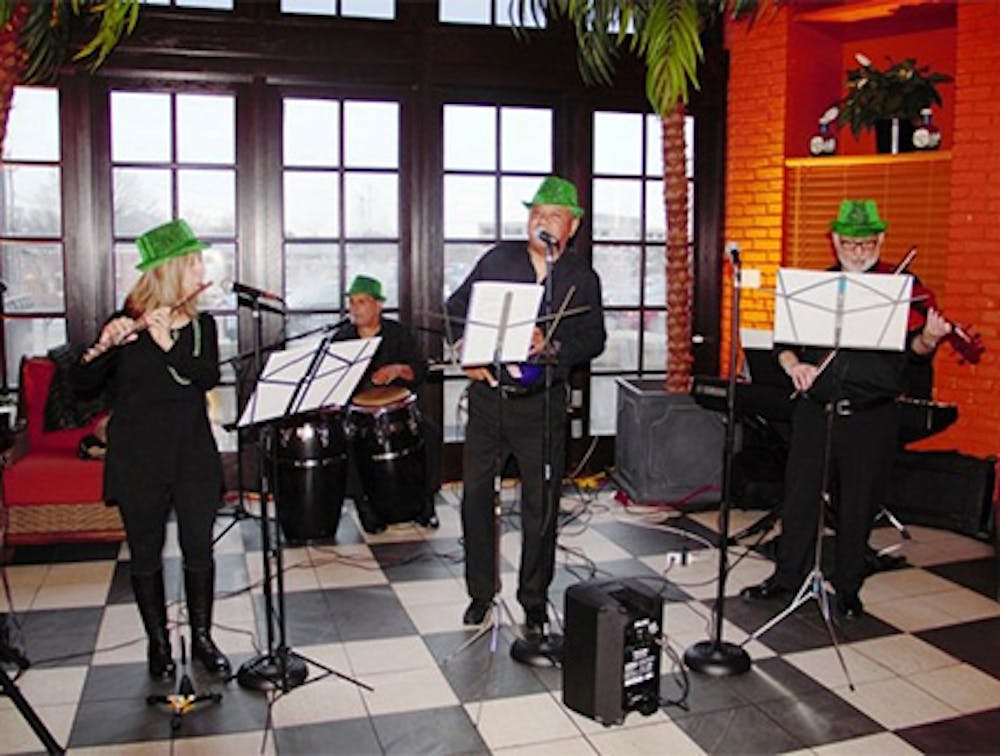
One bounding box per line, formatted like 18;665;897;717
235;332;379;693
744;268;912;689
444;281;543;663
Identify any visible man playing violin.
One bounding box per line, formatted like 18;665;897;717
446;176;606;635
332;275;440;532
742;199;950;618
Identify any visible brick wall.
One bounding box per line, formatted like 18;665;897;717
928;2;1000;456
724;5;999;459
723;11;789;367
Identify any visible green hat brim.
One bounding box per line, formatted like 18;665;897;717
830;219;888;236
522;200;585;218
135;240;210;273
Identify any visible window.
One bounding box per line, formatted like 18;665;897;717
281;0;394;19
439;0;544;27
589;111;694;435
0;87;65;388
109;90;239;443
441;102;553;440
281;97;401;336
140;0;234;9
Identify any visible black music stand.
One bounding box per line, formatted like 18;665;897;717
235;332;379;693
443;281;545;664
743;267;914;689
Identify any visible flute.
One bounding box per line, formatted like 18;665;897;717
82;281;213;364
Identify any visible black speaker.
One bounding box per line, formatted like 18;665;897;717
562;578;663;725
614;380;724;507
887;450;996;540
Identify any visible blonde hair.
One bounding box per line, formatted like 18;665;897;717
125;253;200;319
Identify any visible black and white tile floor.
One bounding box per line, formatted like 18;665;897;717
2;487;999;754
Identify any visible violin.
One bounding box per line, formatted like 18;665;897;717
873;253;985;365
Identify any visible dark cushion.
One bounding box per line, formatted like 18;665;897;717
22;357;104;454
43;344;106;432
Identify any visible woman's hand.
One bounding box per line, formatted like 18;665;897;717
146;306;174;352
98;316;138;348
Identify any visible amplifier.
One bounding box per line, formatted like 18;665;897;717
562;578;663;725
887;450;996;540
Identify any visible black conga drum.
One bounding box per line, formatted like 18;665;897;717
272;409;347;542
346;386;425;524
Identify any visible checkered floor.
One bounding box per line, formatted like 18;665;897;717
2;486;999;755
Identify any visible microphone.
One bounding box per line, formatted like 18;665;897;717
221;279;285;303
534;228;560;247
725;241;741;267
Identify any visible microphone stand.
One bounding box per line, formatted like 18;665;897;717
683;243;752;676
511;235;563;667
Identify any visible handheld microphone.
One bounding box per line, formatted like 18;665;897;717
534;228;560;247
222;279;285;303
725;241;741;267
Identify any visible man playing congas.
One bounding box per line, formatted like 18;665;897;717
333;275;440;533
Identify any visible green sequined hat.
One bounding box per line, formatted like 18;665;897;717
830;199;888;237
523;176;585;218
135;219;210;272
346;275;385;302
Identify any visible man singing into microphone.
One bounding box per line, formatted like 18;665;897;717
446;176;605;635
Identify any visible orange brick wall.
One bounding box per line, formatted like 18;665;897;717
927;2;1000;456
723;10;789;367
724;5;999;459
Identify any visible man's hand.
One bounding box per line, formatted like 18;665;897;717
371;363;415;385
463;366;496;386
788;362;818;393
528;326;545;356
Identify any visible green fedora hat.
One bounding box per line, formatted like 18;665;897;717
135;219;210;273
523;176;585;218
346;275;385;301
830;199;888;237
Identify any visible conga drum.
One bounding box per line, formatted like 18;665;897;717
346;386;426;524
272;409;347;542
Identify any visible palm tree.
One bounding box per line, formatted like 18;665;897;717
512;0;767;392
0;0;140;151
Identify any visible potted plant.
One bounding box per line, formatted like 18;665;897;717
838;53;952;153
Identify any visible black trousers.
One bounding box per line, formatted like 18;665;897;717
461;381;567;613
774;399;898;596
116;477;219;576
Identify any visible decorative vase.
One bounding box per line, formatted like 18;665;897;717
874;118;916;154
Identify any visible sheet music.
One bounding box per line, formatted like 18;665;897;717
460;281;543;367
238;337;380;427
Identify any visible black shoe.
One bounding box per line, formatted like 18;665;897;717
147;638;177;681
416;513;440;529
191;629;232;676
836;592;864;619
741;578;792;601
358;513;386;534
462;599;491;626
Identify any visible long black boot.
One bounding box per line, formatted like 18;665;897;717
184;567;231;677
130;570;176;681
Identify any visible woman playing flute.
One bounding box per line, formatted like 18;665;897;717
73;219;230;681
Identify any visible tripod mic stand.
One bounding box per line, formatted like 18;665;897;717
214;294;280;545
1;622;63;754
742;396;856;691
684;242;751;677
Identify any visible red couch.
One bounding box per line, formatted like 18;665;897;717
2;356;123;545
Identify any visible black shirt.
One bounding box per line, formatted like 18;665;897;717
332;317;427;395
445;241;606;384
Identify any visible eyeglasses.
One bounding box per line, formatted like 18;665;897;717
839;238;879;252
